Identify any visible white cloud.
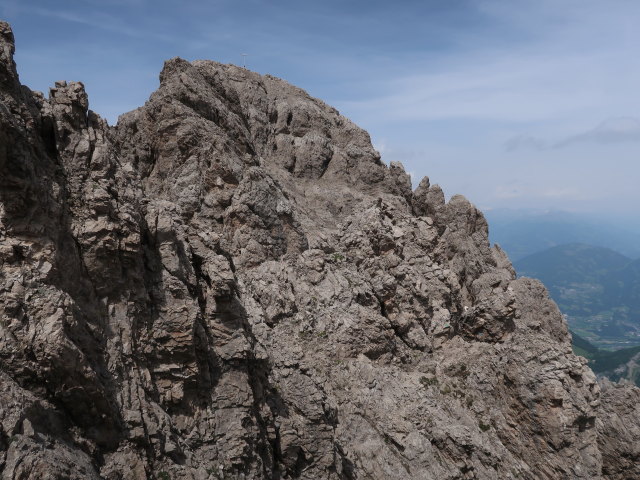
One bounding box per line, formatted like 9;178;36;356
494;185;525;199
505;117;640;152
540;187;581;198
504;134;546;152
554;117;640;147
342;48;640;125
12;3;177;42
339;0;640;129
372;141;387;155
493;184;582;201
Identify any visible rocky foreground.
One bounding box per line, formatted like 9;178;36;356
0;21;639;479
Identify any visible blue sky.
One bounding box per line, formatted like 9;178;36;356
2;0;640;218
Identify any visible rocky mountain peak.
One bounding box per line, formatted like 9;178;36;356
0;21;639;479
0;21;17;87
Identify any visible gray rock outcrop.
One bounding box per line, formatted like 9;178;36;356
0;21;638;479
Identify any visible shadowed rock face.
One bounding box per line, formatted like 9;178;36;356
0;20;637;480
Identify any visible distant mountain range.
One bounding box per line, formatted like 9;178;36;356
514;243;640;349
485;208;640;384
485;209;640;261
571;331;640;386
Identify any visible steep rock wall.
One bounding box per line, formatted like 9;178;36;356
0;21;638;480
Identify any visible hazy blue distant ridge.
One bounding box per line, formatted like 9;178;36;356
486;209;640;261
514;243;640;351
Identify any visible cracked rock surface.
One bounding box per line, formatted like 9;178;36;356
0;21;638;479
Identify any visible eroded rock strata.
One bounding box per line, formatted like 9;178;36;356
0;21;638;479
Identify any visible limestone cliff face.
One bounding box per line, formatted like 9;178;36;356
0;21;638;479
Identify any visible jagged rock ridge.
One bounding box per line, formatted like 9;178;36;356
0;21;638;479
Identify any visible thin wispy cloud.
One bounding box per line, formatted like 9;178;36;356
504;135;546;152
7;2;179;43
493;183;583;202
506;117;640;152
555;117;640;147
2;0;640;216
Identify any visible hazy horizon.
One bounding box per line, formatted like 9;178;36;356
2;0;639;218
